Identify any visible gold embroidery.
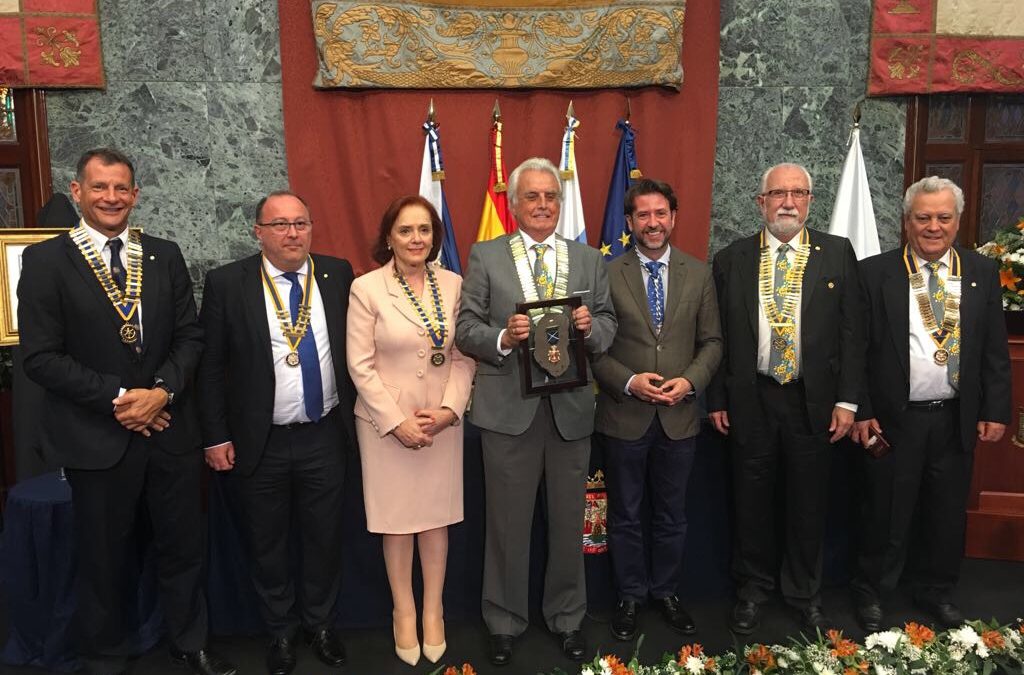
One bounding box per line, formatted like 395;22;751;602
951;50;1024;85
313;2;685;89
887;45;927;80
34;27;82;68
889;0;920;15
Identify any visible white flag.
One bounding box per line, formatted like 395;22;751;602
556;115;587;244
828;126;880;260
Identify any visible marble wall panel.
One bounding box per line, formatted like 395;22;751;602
203;0;282;83
100;0;207;82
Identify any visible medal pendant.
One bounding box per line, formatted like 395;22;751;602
431;352;445;367
933;348;950;366
120;323;138;344
285;351;301;367
771;336;787;350
547;345;561;364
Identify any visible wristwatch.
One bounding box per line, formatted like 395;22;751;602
153;380;175;405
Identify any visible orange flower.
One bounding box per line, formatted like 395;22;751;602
678;644;705;664
603;654;634;675
1001;266;1022;291
1016;217;1024;231
746;644;776;670
981;630;1005;650
444;668;457;675
705;657;716;671
844;662;870;675
905;621;935;647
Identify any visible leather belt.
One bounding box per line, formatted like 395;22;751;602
906;399;956;410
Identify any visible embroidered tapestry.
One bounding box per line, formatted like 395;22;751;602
310;0;686;90
0;0;105;88
868;0;1024;95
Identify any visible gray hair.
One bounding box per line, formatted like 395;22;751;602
902;176;965;218
758;163;813;195
507;157;562;207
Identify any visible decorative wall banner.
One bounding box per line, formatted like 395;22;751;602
311;0;686;89
868;0;1024;95
0;0;105;88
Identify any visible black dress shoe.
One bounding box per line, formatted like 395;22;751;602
658;595;697;635
168;647;238;675
610;600;638;641
266;637;296;675
799;604;833;635
559;630;586;661
856;601;884;633
915;597;964;629
489;634;513;667
305;627;347;667
729;600;760;634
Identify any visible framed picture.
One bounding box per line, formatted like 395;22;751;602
515;296;588;396
0;228;68;346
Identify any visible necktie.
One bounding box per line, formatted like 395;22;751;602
768;243;796;384
532;244;553;299
645;260;665;332
107;238;142;351
282;271;323;422
924;261;959;389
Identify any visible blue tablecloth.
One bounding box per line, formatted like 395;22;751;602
0;472;163;672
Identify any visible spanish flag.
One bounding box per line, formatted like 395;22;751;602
476;114;515;241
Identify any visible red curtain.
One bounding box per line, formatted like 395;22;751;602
279;3;720;275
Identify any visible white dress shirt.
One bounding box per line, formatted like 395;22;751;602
262;257;339;424
908;249;957;402
81;219;144;340
497;230;559;355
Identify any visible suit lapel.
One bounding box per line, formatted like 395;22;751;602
63;234;134;351
138;234;161;356
242;254;275;368
662;249;688;333
311;255;343;364
620;253;658;337
800;228;823;315
882;255;911;381
739;234;760;339
953;245;976;358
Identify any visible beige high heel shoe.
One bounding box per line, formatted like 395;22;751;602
422;617;446;663
393;623;420;666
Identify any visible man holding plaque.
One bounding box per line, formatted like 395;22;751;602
707;163;865;635
18;148;235;675
592;178;722;641
850;176;1009;631
198;191;356;674
456;157;616;666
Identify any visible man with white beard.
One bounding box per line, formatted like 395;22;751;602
707;163;866;635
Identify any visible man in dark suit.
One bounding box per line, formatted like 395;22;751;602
708;163;865;635
592;179;722;641
456;157;617;667
198;191;356;675
850;176;1010;631
17;148;235;675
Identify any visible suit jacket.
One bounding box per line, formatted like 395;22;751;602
707;227;865;441
197;252;357;476
856;245;1011;451
347;260;475;435
592;246;722;441
18;231;204;469
455;233;617;441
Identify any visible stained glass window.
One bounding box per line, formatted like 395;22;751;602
979;164;1024;245
924;163;964;187
927;95;967;142
0;168;24;228
985;95;1024;142
0;87;15;143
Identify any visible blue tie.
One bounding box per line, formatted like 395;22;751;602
645;260;665;332
282;271;323;422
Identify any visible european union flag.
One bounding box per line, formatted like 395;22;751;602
599;120;641;260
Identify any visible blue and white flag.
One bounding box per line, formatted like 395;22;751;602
420;119;462;273
599;120;641;259
556;113;587;244
828;125;880;261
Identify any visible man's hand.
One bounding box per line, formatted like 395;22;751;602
500;313;531;351
660;377;693;406
829;406;855;443
977;421;1007;443
709;410;730;436
392;417;433;449
851;419;881;447
415;408;457;436
113;388;169;435
628;372;671;404
572;305;592;337
205;442;236;471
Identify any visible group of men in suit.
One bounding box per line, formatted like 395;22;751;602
16;147;1010;674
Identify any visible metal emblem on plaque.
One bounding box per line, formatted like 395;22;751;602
532;311;570;377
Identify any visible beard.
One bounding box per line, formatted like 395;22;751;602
765;211;804;241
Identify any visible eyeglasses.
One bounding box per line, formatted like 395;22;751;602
256;220;313;232
761;189;811;201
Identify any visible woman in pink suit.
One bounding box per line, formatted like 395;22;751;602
346;195;475;667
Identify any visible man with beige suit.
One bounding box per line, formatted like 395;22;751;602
592;178;722;641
